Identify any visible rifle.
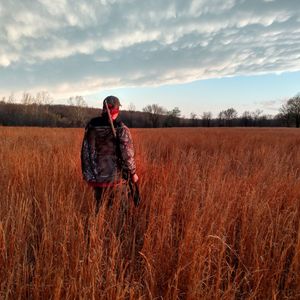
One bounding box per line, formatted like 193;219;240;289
104;100;141;207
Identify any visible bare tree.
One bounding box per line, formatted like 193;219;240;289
36;91;53;105
171;107;181;118
21;92;35;115
190;112;198;127
143;104;166;127
68;96;87;107
218;111;225;127
128;103;136;112
241;111;253;127
201;111;212;127
279;95;300;127
252;109;263;119
190;112;197;119
224;108;238;126
278;105;292;127
127;102;136;127
218;108;237;126
250;109;263;126
7;93;15;103
69;95;88;126
22;92;34;105
35;91;53;115
224;108;237;122
165;107;181;127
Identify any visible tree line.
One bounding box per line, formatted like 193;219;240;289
0;92;299;128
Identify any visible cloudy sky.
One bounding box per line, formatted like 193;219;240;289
1;0;300;116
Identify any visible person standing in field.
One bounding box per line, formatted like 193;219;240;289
81;96;139;214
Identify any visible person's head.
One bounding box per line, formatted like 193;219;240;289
102;95;121;120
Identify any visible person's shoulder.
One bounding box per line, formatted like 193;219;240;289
117;121;133;141
90;117;102;125
115;117;126;128
87;116;105;128
116;119;130;131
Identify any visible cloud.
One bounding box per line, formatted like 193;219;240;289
0;0;300;96
256;99;287;111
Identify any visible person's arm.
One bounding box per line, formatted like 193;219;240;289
118;125;137;180
81;123;97;182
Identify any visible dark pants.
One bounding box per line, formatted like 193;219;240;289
94;184;129;214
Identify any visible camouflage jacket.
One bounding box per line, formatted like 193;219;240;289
81;115;136;186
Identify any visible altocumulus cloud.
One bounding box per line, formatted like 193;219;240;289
1;0;300;96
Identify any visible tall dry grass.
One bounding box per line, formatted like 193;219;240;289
0;127;300;299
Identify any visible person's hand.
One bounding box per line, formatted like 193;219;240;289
131;173;139;183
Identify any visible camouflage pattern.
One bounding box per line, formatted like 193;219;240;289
81;117;136;185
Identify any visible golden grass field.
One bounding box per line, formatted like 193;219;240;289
1;127;300;299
